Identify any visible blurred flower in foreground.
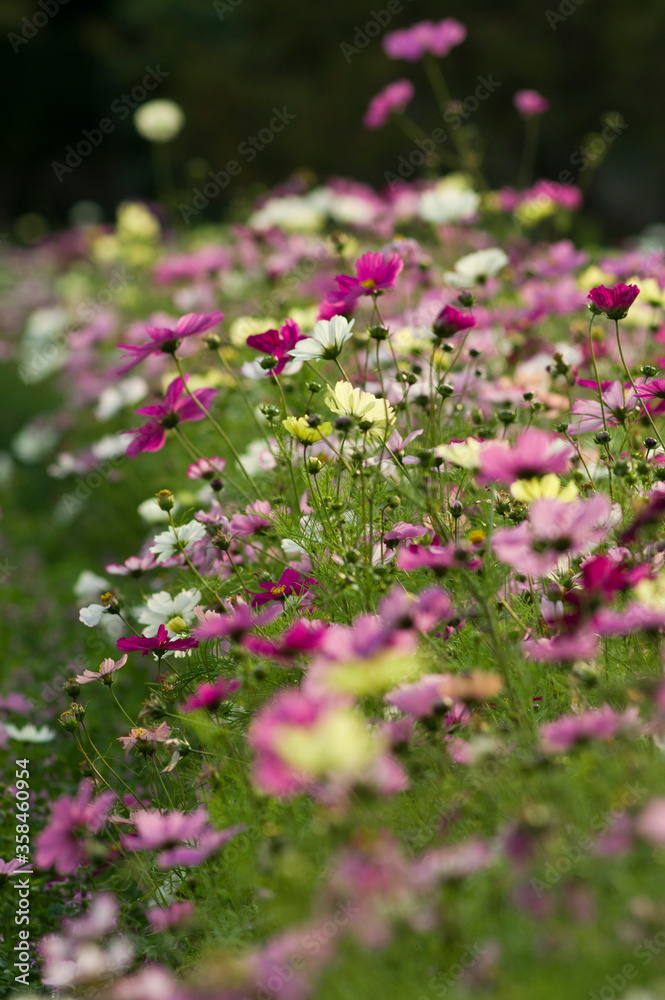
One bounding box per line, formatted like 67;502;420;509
513;90;550;118
134;99;185;142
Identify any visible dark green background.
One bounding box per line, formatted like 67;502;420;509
2;0;665;237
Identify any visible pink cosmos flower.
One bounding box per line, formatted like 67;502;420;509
117;623;199;657
386;674;467;719
540;705;640;753
363;79;415;130
522;629;600;662
0;857;31;876
397;541;482;573
383;18;467;61
242;618;328;661
513;90;550;118
588;283;640;320
492;494;613;578
249;568;317;607
76;654;127;686
636;799;665;846
121;806;243;868
116;311;224;373
117;722;171;755
477;428;573;484
634;378;665;414
568;380;637;435
319;251;403;318
105;554;157;576
245;318;306;376
191;602;281;641
180;676;240;712
147;901;194;932
123;376;217;459
432;305;476;339
34;779;115;873
378;585;454;633
186;456;226;479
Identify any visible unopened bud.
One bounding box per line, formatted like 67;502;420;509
156;489;175;511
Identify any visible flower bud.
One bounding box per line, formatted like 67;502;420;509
63;677;81;699
100;592;120;614
156;489;175;511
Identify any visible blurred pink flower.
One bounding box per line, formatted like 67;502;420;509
513;89;549;117
116;310;223;373
35;779;115;873
363;79;415;130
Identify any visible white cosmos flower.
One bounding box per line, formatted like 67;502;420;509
288;317;355;362
444;247;509;287
134;100;185;143
73;570;110;602
79;603;107;627
418;185;480;224
4;723;55;743
149;521;207;564
137;588;202;637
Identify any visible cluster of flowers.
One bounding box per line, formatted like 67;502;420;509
5;15;665;1000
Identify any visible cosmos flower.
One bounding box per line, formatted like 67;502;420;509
513;90;550;117
35;780;115;873
383;18;466;61
325;381;396;436
248;568;317;608
76;654;127;686
149;521;208;563
123;376;217;459
288;316;355;362
432;305;477;339
443;247;509;287
587;283;640;321
245;318;306;375
363;79;415;130
117;624;199;657
116;311;223;373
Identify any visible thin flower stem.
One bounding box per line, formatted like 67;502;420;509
173;356;258;493
615;319;665;451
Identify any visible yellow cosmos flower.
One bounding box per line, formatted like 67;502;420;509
435;438;482;469
633;576;665;612
283;415;332;444
509;474;578;503
325;381;396;436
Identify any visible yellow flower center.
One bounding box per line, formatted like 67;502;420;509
360;278;376;290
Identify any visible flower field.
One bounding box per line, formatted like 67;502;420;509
4;15;665;1000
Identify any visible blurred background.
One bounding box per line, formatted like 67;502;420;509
2;0;665;239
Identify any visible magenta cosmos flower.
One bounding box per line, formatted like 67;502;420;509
245;318;305;375
191;602;281;641
243;618;328;661
477;428;573;485
35;779;115;874
588;283;640;321
432;305;476;339
123;376;217;459
76;653;127;686
117;623;199;657
319;251;403;319
180;676;240;712
363;79;415;130
248;568;317;608
383;18;466;61
513;90;550;118
116;310;224;373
